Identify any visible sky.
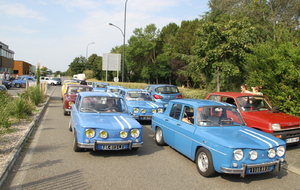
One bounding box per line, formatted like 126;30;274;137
0;0;210;72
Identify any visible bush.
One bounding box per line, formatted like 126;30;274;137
0;91;13;128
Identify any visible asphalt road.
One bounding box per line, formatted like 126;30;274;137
2;85;300;190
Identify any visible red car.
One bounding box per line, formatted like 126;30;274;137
63;85;93;116
205;92;300;144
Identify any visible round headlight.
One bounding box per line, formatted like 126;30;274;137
249;150;258;160
68;101;75;106
152;109;157;113
277;146;285;157
271;123;281;131
141;109;146;113
158;108;163;113
120;131;128;138
131;129;140;138
233;149;244;161
100;130;108;139
133;108;139;113
85;129;95;138
268;149;276;158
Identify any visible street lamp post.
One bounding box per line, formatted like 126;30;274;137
109;0;128;82
86;42;95;70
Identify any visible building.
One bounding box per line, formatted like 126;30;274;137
14;60;35;77
0;41;15;74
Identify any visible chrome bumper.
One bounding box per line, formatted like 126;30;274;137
78;140;143;151
220;159;286;178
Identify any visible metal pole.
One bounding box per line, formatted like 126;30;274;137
123;0;128;82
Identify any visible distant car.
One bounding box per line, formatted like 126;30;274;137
40;76;60;86
61;82;80;100
118;89;164;121
151;99;286;177
69;92;143;152
92;82;110;92
51;77;62;85
205;92;300;144
86;81;93;87
0;84;7;92
144;84;182;107
63;84;94;115
106;85;125;94
13;76;36;88
0;79;12;89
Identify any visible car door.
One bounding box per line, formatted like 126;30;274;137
163;103;182;146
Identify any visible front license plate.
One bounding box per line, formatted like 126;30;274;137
249;166;271;173
286;137;300;143
103;145;124;150
140;116;151;120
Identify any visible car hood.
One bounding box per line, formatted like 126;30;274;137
199;126;285;149
126;101;162;108
242;111;300;126
79;114;142;130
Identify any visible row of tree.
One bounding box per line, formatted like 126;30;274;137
66;0;300;116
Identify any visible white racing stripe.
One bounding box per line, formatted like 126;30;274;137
120;116;132;129
240;129;273;148
114;116;125;130
147;102;158;108
244;128;279;146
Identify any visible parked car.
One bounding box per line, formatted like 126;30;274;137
63;84;94;115
0;84;7;92
106;85;125;94
151;99;286;177
51;77;62;85
118;89;164;121
0;79;12;89
144;84;182;107
92;82;110;92
205;92;300;144
69;92;143;152
13;76;36;88
61;81;80;100
40;76;60;86
86;81;93;87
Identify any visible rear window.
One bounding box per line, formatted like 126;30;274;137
155;86;179;94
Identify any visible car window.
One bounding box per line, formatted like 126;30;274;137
169;104;182;120
80;97;126;113
155;86;179;94
207;95;220;101
236;96;272;111
182;106;194;125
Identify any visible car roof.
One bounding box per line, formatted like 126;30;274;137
94;82;110;84
78;91;122;98
121;88;147;92
146;84;177;87
67;84;93;88
170;99;236;107
208;92;260;98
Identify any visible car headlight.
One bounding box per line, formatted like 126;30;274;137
141;109;146;113
152;109;157;113
133;108;139;113
268;149;276;158
271;123;281;131
68;101;75;106
277;146;285;157
249;150;258;160
86;129;95;138
131;129;140;138
120;131;128;138
233;149;244;161
158;108;163;113
100;130;108;139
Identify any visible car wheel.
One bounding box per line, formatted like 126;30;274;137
64;110;68;116
15;83;21;88
195;148;215;177
131;147;139;151
155;127;166;146
68;119;72;132
73;132;83;152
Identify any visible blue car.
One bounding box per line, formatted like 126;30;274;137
13;76;36;88
69;92;143;152
144;84;182;107
151;99;286;177
105;85;125;94
118;89;164;121
92;82;110;92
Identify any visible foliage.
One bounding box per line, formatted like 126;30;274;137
21;85;45;106
0;91;13;128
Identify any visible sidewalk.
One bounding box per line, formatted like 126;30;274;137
285;144;300;175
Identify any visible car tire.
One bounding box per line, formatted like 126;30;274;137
155;127;166;146
68;119;72;132
15;83;21;88
64;110;69;116
195;148;215;177
73;132;83;152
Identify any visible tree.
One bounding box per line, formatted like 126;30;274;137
68;56;86;76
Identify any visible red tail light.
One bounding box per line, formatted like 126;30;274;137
176;94;182;99
153;94;163;99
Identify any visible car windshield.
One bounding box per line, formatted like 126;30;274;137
155;86;179;94
80;97;126;113
126;91;152;101
96;84;107;88
68;87;93;95
196;106;244;126
236;96;272;111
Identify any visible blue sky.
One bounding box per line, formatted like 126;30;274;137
0;0;210;72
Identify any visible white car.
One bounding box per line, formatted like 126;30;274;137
40;77;60;86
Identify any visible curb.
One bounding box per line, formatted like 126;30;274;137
0;96;50;188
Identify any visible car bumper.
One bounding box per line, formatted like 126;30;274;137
78;140;143;151
220;159;286;178
132;115;152;120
